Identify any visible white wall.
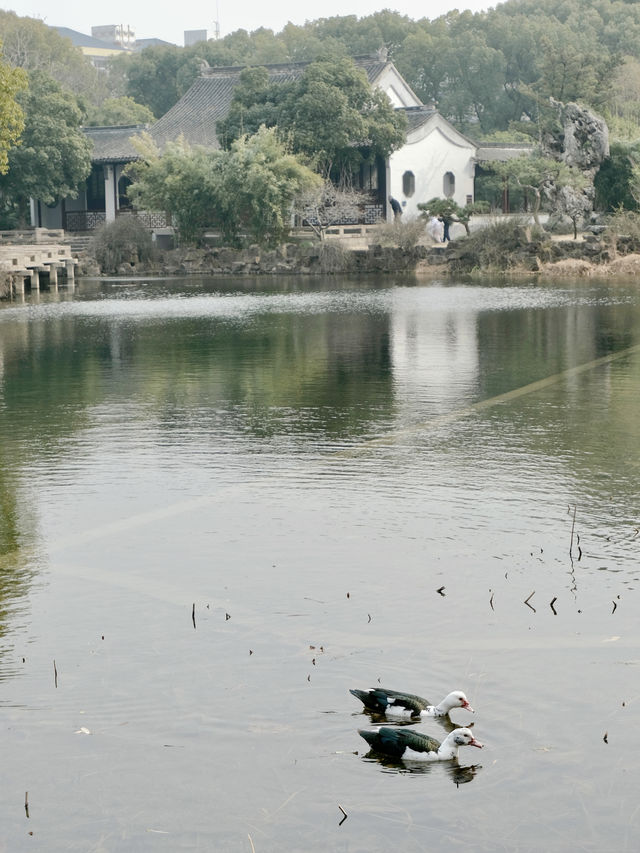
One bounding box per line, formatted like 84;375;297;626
374;66;422;108
389;116;476;219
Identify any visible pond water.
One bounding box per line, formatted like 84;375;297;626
1;273;639;852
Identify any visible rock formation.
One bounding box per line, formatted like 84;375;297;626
544;99;610;226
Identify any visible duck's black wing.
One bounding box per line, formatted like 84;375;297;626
350;687;429;716
358;727;441;758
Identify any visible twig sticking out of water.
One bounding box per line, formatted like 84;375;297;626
248;833;256;853
550;597;557;615
603;732;608;744
367;614;372;623
53;659;58;688
338;804;348;826
192;603;196;630
489;590;494;611
524;591;536;612
612;600;618;614
569;504;577;564
436;586;446;596
24;791;29;819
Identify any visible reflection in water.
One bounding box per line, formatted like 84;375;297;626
1;276;640;851
362;751;482;783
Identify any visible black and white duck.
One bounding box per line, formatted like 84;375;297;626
350;688;474;719
358;726;483;761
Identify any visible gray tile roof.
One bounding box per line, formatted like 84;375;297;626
84;125;148;163
400;106;438;131
149;56;403;150
475;143;534;161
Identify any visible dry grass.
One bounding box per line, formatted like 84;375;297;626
538;258;598;277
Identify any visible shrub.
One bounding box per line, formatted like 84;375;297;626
317;242;355;273
93;216;154;273
375;218;426;251
603;207;640;257
447;217;547;273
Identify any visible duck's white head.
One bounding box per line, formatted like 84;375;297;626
441;691;474;713
451;727;483;749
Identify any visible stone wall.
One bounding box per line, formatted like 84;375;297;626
99;242;432;277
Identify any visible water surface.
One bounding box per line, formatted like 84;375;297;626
1;274;639;851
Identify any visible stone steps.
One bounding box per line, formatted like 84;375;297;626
66;234;95;255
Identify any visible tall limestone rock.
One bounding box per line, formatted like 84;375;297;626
543;99;610;225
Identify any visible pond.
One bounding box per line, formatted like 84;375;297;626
1;273;639;852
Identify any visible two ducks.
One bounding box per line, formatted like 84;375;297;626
351;687;482;761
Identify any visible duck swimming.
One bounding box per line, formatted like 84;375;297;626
358;726;483;761
350;688;474;718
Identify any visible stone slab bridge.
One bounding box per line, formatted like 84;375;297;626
0;229;77;296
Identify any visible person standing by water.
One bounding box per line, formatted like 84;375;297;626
428;214;444;242
439;213;452;241
390;197;402;221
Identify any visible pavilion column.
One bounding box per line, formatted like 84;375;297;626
104;164;117;223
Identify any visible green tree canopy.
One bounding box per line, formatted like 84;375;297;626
0;11;109;107
114;46;183;118
486;152;588;225
0;42;27;174
127;127;319;246
219;56;406;181
0;70;92;223
85;96;155;127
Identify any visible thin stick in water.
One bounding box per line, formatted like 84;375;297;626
569;504;577;563
192;603;196;629
338;804;348;826
25;791;29;818
53;659;58;688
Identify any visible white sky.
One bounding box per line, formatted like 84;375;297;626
1;1;496;46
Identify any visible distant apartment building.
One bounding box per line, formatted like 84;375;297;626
91;24;136;50
184;29;208;46
53;26;130;70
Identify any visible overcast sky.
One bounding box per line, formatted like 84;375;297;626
2;1;498;45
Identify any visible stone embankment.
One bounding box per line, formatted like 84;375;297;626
84;243;442;278
432;228;640;278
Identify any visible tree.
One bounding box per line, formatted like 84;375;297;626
0;11;108;107
114;46;183;118
292;181;366;241
417;197;489;236
0;43;27;174
85;96;155;127
594;141;640;212
487;153;587;226
0;70;92;224
127;133;223;245
216;67;289;148
219;56;407;182
128;127;318;246
216;127;320;245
